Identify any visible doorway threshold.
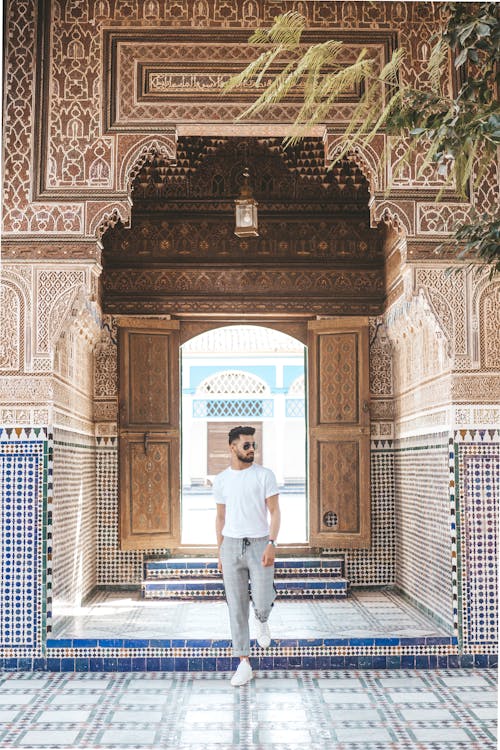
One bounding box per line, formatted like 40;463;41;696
51;588;454;642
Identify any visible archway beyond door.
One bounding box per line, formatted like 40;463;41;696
180;324;308;546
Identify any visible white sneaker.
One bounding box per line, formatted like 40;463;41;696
256;619;271;648
230;659;253;687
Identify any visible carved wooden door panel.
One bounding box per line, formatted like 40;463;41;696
118;319;180;550
308;318;371;548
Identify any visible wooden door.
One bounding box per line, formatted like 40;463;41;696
118;319;180;550
207;422;263;476
308;318;371;548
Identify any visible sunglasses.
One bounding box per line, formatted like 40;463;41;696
242;442;257;450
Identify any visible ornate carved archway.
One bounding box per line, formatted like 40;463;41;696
101;136;388;317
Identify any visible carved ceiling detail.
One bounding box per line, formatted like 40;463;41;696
129;137;371;207
102;136;384;314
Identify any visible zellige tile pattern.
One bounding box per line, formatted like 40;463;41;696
0;669;496;749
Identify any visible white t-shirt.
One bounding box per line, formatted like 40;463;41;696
213;463;279;538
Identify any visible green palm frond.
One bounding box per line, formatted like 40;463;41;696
428;36;448;95
265;10;306;46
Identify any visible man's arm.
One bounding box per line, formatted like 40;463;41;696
216;503;226;572
262;494;280;567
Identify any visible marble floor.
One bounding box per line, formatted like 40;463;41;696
52;588;450;640
0;669;496;749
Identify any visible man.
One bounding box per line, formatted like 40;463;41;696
214;425;281;687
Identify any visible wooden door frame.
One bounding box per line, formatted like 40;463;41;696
117;313;370;557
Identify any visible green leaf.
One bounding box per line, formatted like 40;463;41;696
458;22;476;44
455;47;469;67
476;22;492;37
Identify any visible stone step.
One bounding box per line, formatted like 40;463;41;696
142;577;349;600
144;557;344;580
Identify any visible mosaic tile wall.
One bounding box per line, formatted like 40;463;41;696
455;430;499;653
329;442;395;585
96;438;395;587
52;428;97;609
96;437;153;586
394;433;454;630
0;428;48;650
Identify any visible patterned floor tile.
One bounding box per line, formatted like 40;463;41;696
110;710;163;723
52;589;451;639
101;729;157;744
0;678;50;690
386;690;442;703
454;689;497;703
256;708;308;721
18;729;81;745
470;707;498;720
335;726;394;741
258;728;312;742
50;693;102;705
378;676;427;687
399;708;456;720
327;707;382;720
409;726;473;741
440;675;491;687
0;710;20;721
35;709;92;722
0;695;33;706
321;691;373;704
0;669;495;749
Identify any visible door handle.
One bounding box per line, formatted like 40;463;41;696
144;432;150;454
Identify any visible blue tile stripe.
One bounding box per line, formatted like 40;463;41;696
0;653;496;672
42;634;459;649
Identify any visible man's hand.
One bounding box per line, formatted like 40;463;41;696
261;544;276;567
215;504;225;574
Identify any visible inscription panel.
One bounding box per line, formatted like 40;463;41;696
139;61;358;102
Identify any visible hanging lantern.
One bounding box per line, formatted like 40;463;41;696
234;168;259;237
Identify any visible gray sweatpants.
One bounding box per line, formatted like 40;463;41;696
220;535;276;656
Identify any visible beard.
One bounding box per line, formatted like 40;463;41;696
237;451;254;464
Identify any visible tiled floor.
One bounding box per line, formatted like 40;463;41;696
52;588;450;640
0;669;496;748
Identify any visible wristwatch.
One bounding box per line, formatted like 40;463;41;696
267;540;276;547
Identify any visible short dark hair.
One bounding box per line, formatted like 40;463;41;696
228;425;255;444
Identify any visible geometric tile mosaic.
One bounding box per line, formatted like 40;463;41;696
326;444;396;585
0;669;496;749
96;438;160;587
394;434;454;631
52;429;96;609
0;428;48;649
456;433;499;651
